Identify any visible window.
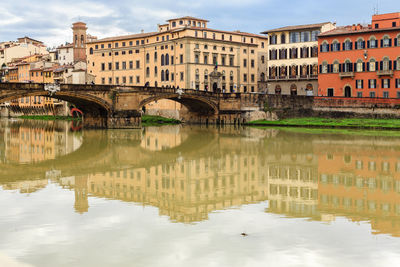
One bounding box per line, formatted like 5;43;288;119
382;35;391;47
370;91;376;98
261;56;265;64
122;76;126;84
311;30;320;41
229;56;234;66
204;55;208;64
243;74;247;82
180;54;183;64
382;57;390;71
195;54;199;63
322;61;328;73
129;76;133;84
290;32;300;43
396;79;400;88
356;60;363;72
356;38;365;49
122;61;126;70
270;35;277;45
136;76;140;84
243;59;247;67
332;41;340;51
333;61;340;73
344;40;352;50
136;60;140;69
129;61;133;69
108;62;112;70
382;79;390;88
146;53;150;64
357;92;363;98
180;72;184;81
101;63;105;71
369;58;376;71
368;79;377;89
115;62;119;70
300;31;310;42
369;37;377;48
280;34;286;44
356;80;364;89
321;42;329;52
383;91;389;98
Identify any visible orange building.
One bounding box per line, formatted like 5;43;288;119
318;12;400;98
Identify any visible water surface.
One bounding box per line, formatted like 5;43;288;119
1;120;400;267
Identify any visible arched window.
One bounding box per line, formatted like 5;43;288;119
369;58;376;71
165;54;169;65
146;53;150;63
321;41;329;52
356;59;363;72
204;70;208;80
333;60;340;73
311;46;318;57
344;59;352;72
154;66;158;77
154;52;158;62
369;36;377;48
382;35;391;47
356;38;365;49
260;72;265;82
322;61;328;73
301;64;308;76
382;57;390;71
281;34;286;44
332;40;340;51
165;70;169;81
230;71;234;81
222;70;226;81
279;65;287;77
161;70;165;81
161;55;165;66
261;56;265;64
344;39;352;50
290;65;297;77
270;34;277;45
89;47;93;55
146;67;150;77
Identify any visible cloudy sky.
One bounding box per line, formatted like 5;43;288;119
0;0;398;47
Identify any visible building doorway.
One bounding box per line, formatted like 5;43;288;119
327;88;334;97
275;85;281;95
213;82;218;93
290;84;297;95
344;86;351;97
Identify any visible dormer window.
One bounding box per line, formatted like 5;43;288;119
172;22;176;27
179;20;183;25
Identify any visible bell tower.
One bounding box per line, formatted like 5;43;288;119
72;22;87;62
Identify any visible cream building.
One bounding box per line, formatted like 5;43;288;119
86;16;268;93
57;43;74;65
261;22;335;96
0;37;48;67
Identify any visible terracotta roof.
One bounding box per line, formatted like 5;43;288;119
167;16;209;22
319;25;400;37
88;32;159;43
57;43;73;49
261;22;332;34
30;67;43;71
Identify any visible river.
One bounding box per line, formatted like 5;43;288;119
1;119;400;267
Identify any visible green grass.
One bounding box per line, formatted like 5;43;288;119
19;115;81;121
246;117;400;130
141;115;181;126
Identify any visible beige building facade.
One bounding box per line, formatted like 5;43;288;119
262;22;335;96
86;17;268;93
0;37;48;67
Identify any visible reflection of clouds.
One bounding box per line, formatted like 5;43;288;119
1;185;400;267
0;253;33;267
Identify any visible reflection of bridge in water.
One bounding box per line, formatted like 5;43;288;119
2;121;400;236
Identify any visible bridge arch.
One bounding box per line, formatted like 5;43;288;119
139;93;218;116
0;90;112;127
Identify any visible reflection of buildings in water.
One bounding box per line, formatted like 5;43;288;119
266;153;320;220
316;140;400;237
140;125;188;151
1;179;48;194
59;152;269;222
0;121;83;164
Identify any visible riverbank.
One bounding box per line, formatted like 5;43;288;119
19;115;81;121
141;115;181;126
246;117;400;130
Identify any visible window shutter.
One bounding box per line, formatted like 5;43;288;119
337;43;340;51
368;79;371;89
354;42;358;49
394;60;397;70
366;62;370;71
361;80;364;88
319;65;322;73
388;79;391;88
381;39;383;47
375;40;378;47
395;38;398;46
327;44;330;52
339;63;342;72
367;40;370;48
269;50;271;60
320;45;323;52
389;39;392;47
350;42;353;50
330;44;333;51
389;60;392;70
363;62;366;71
376;61;379;70
380;61;383;70
381;79;384;88
342;43;345;50
362;41;366;48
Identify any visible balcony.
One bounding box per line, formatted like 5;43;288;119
377;70;394;77
267;75;318;81
339;72;355;79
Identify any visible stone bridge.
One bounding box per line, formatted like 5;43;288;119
0;83;264;128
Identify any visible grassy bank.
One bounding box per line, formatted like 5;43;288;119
141;115;181;126
19;115;81;121
246;117;400;130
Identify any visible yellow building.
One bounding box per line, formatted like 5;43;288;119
87;16;268;93
261;22;335;95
